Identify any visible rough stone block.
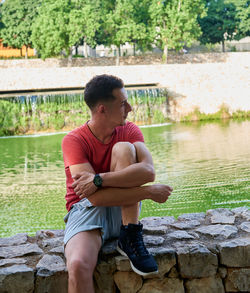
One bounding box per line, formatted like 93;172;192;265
35;271;68;293
35;255;68;293
94;259;116;293
0;264;34;293
207;208;235;224
0;258;27;267
177;212;205;222
148;247;176;278
138;278;184;293
36;254;66;275
41;237;64;249
240;222;250;233
168;231;195;240
115;255;132;272
36;230;64;240
177;244;218;278
225;268;250;292
141;216;175;228
185;276;224;293
114;271;143;293
170;220;200;230
49;246;64;255
144;235;164;246
0;243;43;258
231;206;249;216
0;233;28;247
196;224;238;239
142;226;168;235
218;238;250;267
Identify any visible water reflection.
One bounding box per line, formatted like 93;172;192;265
0;120;249;237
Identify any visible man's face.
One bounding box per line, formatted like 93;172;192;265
105;88;132;126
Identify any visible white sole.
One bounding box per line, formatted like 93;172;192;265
116;246;159;276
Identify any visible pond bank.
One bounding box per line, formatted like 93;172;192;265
0;207;249;293
1;52;249;126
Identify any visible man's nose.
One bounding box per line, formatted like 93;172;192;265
127;102;132;112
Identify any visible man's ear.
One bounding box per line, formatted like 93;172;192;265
97;104;106;114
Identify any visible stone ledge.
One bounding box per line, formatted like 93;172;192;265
0;207;249;293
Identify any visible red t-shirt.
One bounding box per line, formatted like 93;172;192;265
62;121;144;211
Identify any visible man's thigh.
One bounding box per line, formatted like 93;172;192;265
65;229;102;269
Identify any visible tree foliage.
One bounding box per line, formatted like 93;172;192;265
31;0;100;59
102;0;151;64
149;0;206;62
68;0;101;49
0;0;248;60
31;0;73;59
0;0;41;55
227;0;250;36
198;0;240;51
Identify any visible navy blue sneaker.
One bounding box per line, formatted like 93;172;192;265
117;223;158;276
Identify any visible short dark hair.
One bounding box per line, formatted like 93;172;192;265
84;74;124;109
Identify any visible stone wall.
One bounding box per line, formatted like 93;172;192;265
0;207;249;293
0;52;247;68
0;52;249;121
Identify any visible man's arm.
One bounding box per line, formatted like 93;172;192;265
70;161;171;206
101;141;155;187
69;151;172;206
72;142;155;198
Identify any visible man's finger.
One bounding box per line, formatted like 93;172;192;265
72;173;82;180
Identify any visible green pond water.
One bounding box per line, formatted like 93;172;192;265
0;119;249;238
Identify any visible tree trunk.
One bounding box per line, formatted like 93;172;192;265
133;43;136;56
222;40;225;52
20;48;22;57
25;46;28;59
83;37;88;58
75;45;78;56
116;46;120;66
163;44;168;63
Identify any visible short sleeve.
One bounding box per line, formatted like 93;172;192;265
62;134;89;167
126;123;144;143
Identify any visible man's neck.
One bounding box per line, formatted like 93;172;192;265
87;119;115;144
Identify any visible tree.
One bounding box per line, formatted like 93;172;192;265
0;0;41;58
31;0;73;59
198;0;240;52
103;0;150;65
227;0;250;36
32;0;101;59
149;0;206;62
68;0;101;58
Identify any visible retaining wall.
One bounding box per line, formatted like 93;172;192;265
0;207;249;293
0;52;249;121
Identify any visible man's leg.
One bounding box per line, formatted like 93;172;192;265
110;142;158;276
110;142;139;225
65;229;102;293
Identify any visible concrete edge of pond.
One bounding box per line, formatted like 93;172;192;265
0;206;249;293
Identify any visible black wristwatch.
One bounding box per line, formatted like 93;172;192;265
93;174;103;188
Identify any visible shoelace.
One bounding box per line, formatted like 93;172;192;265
129;231;149;257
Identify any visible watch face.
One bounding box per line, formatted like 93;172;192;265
94;174;102;187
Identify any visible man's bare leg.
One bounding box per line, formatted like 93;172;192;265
110;142;139;225
65;229;102;293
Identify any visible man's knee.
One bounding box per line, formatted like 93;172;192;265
111;142;137;165
67;256;95;279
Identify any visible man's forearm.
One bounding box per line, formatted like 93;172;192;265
87;183;172;207
88;185;151;206
100;162;155;188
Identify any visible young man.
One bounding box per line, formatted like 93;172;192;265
62;74;173;293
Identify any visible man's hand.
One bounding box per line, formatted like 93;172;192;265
148;184;173;203
72;171;97;199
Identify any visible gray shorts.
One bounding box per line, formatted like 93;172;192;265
63;199;122;246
